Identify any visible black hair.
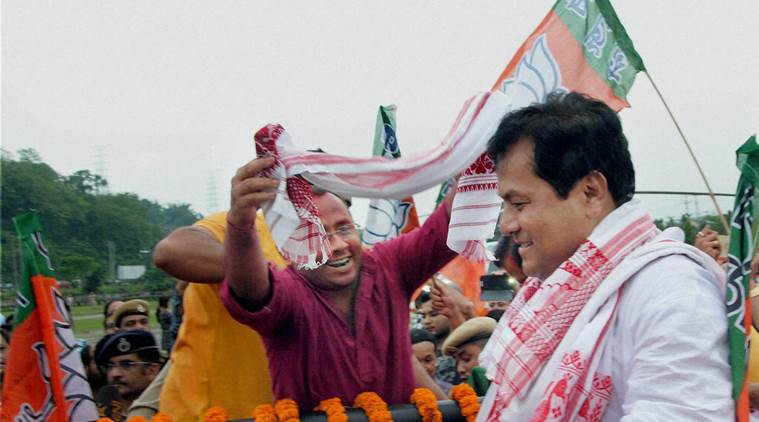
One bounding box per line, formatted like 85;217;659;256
414;291;431;310
81;343;92;366
0;327;10;345
487;92;635;206
493;236;523;270
410;328;437;349
486;309;505;322
493;237;510;268
158;297;169;308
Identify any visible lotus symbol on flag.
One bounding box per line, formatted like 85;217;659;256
383;124;399;156
362;199;412;246
501;34;567;107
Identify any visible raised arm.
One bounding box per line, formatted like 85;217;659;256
225;157;279;305
153;225;225;283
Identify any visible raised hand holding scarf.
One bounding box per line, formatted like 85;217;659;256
253;91;512;268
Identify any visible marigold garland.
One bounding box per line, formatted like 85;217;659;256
410;388;443;422
97;418;114;422
253;404;278;422
314;397;349;422
126;417;148;422
274;398;301;422
450;384;480;422
203;406;229;422
354;392;393;422
151;412;173;422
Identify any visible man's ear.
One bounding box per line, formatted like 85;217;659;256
581;171;614;219
146;363;160;378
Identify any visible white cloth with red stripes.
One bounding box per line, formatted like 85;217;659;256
477;200;730;422
253;91;512;269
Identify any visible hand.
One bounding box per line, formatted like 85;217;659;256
430;278;456;318
694;226;722;262
228;157;279;230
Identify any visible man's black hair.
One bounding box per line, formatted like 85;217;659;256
493;236;522;269
487;92;635;206
486;309;505;322
415;290;431;310
410;328;438;349
0;327;10;345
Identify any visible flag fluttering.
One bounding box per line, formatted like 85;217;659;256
362;105;420;247
491;0;644;112
1;211;98;422
726;135;759;422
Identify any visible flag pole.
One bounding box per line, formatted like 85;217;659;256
644;70;730;234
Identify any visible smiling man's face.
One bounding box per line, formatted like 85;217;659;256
496;138;593;280
299;192;363;291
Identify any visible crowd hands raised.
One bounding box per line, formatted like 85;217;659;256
4;92;736;421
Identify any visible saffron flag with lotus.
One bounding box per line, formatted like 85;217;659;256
491;0;644;111
1;211;98;421
362;104;420;247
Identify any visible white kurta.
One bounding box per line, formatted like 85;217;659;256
479;251;734;421
602;253;733;421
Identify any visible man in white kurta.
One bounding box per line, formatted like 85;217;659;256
478;91;732;421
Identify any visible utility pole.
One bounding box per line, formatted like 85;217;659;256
206;169;219;215
93;144;110;194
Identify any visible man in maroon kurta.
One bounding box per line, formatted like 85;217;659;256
220;156;456;409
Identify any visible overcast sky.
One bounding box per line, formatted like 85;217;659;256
3;1;758;227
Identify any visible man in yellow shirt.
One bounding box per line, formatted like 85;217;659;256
153;212;286;420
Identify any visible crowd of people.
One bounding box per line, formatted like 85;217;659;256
1;91;754;421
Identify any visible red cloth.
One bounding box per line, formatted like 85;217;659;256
221;204;456;409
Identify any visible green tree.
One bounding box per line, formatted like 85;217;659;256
1;154;201;295
64;170;108;195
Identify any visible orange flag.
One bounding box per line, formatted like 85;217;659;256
1;212;98;421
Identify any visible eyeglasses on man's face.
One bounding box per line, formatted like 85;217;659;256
102;360;154;372
325;224;359;240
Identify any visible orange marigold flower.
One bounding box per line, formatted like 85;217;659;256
315;397;348;422
253;404;278;422
274;398;300;422
354;392;393;422
151;412;173;422
410;388;442;422
126;417;148;422
97;418;115;422
203;406;229;422
450;383;480;422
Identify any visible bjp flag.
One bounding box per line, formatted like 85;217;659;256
1;211;98;421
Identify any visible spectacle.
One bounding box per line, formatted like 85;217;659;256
325;224;358;239
102;360;154;372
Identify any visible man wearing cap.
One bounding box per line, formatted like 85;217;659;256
479;274;516;312
95;330;162;421
442;317;496;396
113;299;151;332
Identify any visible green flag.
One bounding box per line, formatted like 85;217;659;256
726;134;759;419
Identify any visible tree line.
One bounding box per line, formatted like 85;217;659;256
1;148;202;297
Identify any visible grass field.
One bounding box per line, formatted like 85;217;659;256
70;300;159;343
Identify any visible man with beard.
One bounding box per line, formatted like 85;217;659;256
94;330;161;421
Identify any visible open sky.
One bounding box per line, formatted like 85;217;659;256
3;1;758;227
